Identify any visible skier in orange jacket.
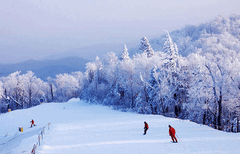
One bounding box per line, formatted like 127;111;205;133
169;125;178;142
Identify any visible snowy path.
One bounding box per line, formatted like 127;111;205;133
1;98;240;154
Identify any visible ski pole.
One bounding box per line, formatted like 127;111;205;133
176;134;182;142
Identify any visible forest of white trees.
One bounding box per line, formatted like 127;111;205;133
1;14;240;132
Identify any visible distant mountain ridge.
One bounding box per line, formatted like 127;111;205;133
46;43;130;61
0;56;89;80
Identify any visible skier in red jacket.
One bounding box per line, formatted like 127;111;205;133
30;119;36;127
169;125;177;142
143;121;149;135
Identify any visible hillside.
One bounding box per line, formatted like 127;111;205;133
129;14;240;57
0;98;240;154
0;56;89;80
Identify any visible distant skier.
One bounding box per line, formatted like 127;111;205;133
30;119;36;127
143;121;149;135
169;125;177;142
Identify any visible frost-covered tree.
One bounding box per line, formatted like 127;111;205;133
116;56;136;108
135;52;166;114
1;71;24;109
139;36;154;57
162;32;185;117
72;71;85;97
163;32;179;70
54;73;79;102
102;52;119;85
99;52;120;106
120;45;130;61
188;48;240;130
94;57;104;85
81;56;108;102
21;71;45;107
146;67;166;114
0;71;45;110
46;77;56;102
1;71;21;98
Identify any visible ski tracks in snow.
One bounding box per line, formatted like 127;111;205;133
0;127;42;153
42;139;171;150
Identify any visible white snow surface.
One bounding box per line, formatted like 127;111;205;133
1;98;240;154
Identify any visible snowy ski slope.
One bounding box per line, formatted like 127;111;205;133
1;98;240;154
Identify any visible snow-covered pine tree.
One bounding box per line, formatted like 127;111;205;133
147;66;162;114
162;32;183;117
120;45;130;61
163;32;179;70
139;36;154;58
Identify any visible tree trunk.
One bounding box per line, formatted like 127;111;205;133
203;113;206;125
174;105;179;117
29;89;32;107
213;114;217;129
50;83;54;102
237;117;239;132
217;90;222;130
217;100;222;130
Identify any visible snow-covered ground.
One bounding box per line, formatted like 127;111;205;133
1;98;240;154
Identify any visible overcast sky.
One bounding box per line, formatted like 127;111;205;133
0;0;240;63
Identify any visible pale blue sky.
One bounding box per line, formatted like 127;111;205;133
0;0;239;63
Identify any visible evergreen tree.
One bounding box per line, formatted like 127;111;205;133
139;36;154;58
120;45;130;61
163;32;178;70
163;32;183;117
